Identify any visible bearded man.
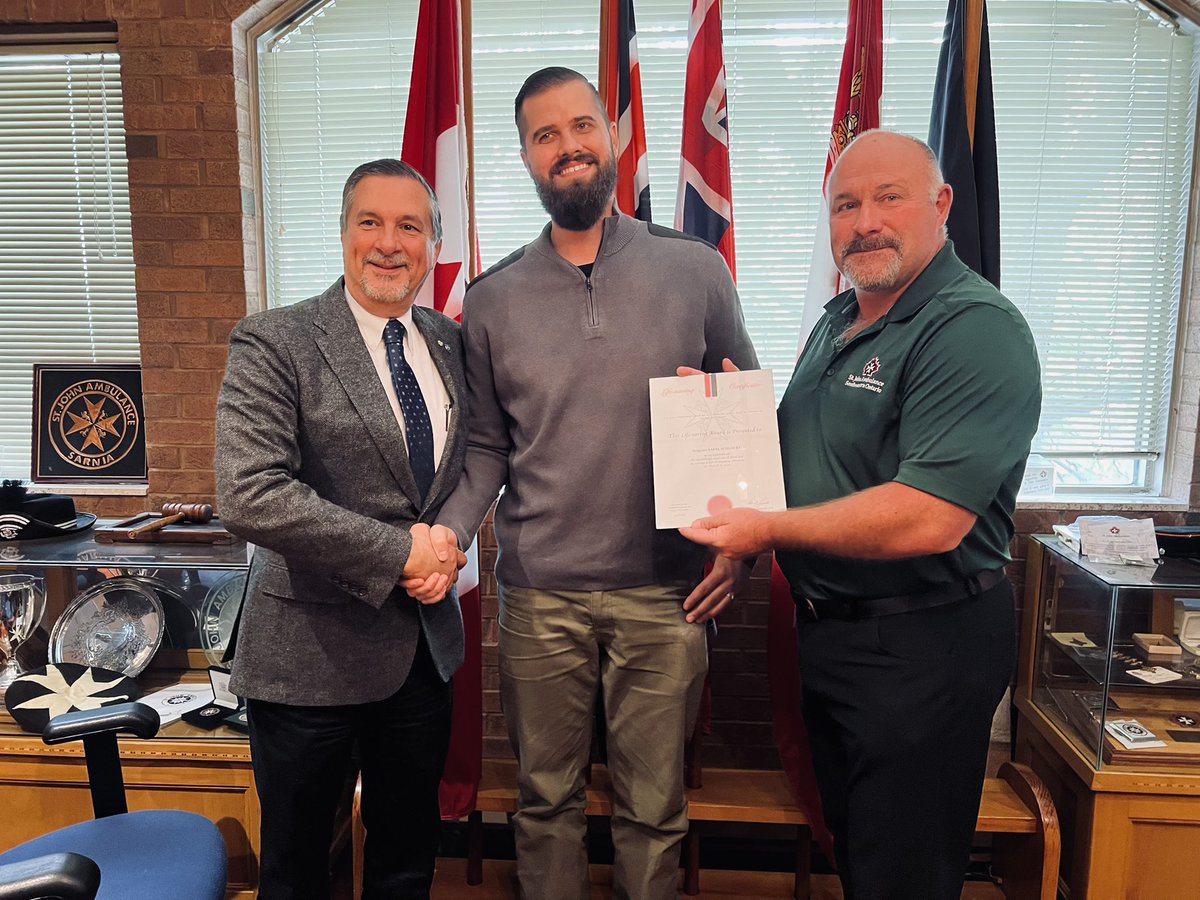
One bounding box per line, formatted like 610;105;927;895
408;68;757;899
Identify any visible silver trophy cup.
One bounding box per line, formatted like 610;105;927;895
0;574;46;698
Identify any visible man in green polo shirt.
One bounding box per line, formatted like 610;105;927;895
681;130;1041;899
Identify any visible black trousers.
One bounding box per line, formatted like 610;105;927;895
797;579;1016;900
247;635;453;900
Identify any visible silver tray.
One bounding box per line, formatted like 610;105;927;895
49;577;165;676
200;572;246;666
127;575;197;649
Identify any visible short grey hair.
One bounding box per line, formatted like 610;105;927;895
339;158;443;242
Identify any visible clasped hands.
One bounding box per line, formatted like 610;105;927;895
401;524;467;604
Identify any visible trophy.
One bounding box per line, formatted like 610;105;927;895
0;574;46;698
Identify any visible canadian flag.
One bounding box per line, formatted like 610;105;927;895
401;0;480;821
403;0;471;321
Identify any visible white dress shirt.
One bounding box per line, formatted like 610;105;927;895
345;284;450;468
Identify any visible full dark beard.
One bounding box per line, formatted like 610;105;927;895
534;154;618;231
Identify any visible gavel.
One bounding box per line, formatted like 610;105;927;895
126;502;214;540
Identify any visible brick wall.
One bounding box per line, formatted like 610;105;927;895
5;0;1200;769
1;0;265;519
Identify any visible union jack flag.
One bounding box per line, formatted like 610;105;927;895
602;0;651;221
675;0;735;277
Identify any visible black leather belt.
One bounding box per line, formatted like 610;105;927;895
795;567;1007;621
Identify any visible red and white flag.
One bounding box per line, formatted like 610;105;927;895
401;0;481;821
766;0;885;865
403;0;471;321
675;0;735;277
796;0;883;352
602;0;651;221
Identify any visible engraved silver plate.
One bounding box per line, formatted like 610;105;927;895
200;573;246;666
49;577;165;676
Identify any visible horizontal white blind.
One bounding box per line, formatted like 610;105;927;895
883;1;1196;490
258;0;421;309
470;3;599;265
0;50;140;480
472;0;1197;492
259;0;1198;492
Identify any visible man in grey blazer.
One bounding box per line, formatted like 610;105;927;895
216;159;467;900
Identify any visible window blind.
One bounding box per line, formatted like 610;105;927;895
0;49;140;480
257;0;1198;494
258;0;421;309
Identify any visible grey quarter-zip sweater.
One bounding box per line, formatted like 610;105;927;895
438;212;759;591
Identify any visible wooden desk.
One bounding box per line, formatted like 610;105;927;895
0;708;258;898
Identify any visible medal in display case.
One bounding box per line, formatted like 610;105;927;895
0;526;259;897
1016;535;1200;898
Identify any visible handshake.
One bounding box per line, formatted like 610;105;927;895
400;524;468;604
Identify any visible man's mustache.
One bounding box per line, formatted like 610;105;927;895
551;153;600;175
842;236;900;257
366;254;409;267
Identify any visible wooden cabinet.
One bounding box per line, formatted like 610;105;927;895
1015;537;1200;899
0;530;258;898
0;715;259;898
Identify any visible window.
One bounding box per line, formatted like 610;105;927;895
255;0;1199;496
256;0;420;309
0;38;140;480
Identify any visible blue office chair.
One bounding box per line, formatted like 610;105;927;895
0;702;227;900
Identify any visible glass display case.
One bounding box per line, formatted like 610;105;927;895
1023;534;1200;772
0;526;258;897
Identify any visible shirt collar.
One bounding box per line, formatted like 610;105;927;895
822;241;963;323
344;281;417;351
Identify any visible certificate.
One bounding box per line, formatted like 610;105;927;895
649;370;787;528
138;681;214;725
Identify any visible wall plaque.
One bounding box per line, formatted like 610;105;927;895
32;364;148;483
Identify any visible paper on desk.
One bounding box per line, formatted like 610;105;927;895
138;682;214;725
1078;517;1159;566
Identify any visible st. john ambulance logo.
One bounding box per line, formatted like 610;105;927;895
48;380;141;471
844;357;886;395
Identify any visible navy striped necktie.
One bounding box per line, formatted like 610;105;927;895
383;319;435;502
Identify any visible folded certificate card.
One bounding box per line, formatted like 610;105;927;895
649;370;787;528
139;681;215;725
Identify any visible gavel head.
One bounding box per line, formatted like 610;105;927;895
161;502;214;523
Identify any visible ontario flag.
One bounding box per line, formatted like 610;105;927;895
796;0;883;351
602;0;651;221
401;0;481;821
675;0;735;277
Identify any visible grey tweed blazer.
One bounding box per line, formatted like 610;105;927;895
216;278;467;705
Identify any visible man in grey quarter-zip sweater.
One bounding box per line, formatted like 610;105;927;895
406;67;758;900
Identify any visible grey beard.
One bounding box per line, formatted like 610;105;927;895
534;157;618;231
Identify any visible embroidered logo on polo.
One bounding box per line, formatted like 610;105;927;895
844;357;885;394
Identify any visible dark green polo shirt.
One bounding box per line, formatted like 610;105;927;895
776;242;1041;601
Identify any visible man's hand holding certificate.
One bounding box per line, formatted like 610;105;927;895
650;368;786;529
